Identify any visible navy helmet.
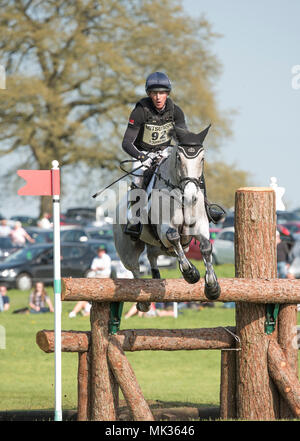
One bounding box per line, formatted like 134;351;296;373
145;72;172;94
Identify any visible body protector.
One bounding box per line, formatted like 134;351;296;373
134;97;175;152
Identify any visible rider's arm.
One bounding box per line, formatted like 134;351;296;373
122;106;145;160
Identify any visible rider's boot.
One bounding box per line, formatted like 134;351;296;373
201;175;226;224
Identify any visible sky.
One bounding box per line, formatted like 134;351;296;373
1;0;300;218
183;0;300;210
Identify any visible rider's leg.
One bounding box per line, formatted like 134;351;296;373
125;163;146;240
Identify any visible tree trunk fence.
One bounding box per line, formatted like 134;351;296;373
36;188;300;420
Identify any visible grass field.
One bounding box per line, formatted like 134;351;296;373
0;261;299;415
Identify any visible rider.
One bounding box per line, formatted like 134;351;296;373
122;72;187;238
122;71;187;181
122;71;224;239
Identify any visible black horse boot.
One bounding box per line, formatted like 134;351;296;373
124;220;143;241
200;175;226;224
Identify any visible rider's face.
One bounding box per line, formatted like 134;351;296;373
149;91;168;110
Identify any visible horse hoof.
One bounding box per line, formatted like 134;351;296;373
182;265;200;284
204;282;221;300
136;302;151;313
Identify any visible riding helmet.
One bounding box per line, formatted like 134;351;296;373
145;72;172;94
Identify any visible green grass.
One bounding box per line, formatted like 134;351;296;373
0;261;299;415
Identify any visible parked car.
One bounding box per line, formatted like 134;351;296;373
25;225;114;244
212;227;235;265
47;213;74;226
83;225;114;240
10;215;37;226
186;228;221;261
293;207;300;218
221;212;234;229
277;224;295;251
64;207;96;225
279;222;300;235
0;239;131;290
276;211;300;223
288;241;300;278
0;237;22;261
24;227;53;244
24;225;90;244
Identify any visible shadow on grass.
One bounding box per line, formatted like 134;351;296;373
0;402;220;421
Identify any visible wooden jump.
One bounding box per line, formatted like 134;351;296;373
36;188;300;421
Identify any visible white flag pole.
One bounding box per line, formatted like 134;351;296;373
52;160;62;421
173;302;178;319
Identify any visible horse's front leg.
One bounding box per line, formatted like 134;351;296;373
196;233;221;300
166;227;200;284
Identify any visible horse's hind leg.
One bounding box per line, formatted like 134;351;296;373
166;227;200;284
198;234;221;300
146;245;161;279
131;267;152;313
113;224;150;313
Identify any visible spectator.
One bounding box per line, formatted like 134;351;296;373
0;286;10;311
276;230;293;279
29;281;54;314
90;246;111;278
10;221;35;246
125;302;156;319
69;301;91;318
37;213;52;229
0;219;11;237
124;302;175;319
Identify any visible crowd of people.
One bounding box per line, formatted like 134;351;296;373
0;219;35;246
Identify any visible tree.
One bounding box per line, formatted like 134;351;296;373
205;161;251;210
0;0;244;214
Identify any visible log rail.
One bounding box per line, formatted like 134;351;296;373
62;277;300;304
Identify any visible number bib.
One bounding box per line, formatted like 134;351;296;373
142;122;174;147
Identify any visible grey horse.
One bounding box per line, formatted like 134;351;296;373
113;125;221;312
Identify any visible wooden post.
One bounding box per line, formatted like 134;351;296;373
235;187;279;420
278;304;299;418
220;350;237;419
77;352;89;421
108;336;155;421
89;302;119;420
268;340;300;418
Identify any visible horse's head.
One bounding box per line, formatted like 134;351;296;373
172;125;211;205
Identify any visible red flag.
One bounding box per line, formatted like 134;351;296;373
17;169;60;196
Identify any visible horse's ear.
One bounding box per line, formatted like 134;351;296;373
197;124;211;145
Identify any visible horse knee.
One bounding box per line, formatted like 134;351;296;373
166;227;180;245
